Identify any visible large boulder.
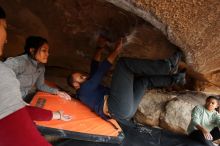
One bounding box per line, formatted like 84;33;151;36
135;90;173;126
160;98;195;134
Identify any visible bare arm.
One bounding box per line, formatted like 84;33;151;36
93;47;105;62
107;38;123;64
195;124;213;140
195;125;209;134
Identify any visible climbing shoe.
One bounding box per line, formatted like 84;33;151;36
169;51;183;74
172;69;186;85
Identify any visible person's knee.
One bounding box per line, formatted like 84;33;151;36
117;107;135;120
117;57;126;64
110;107;133;120
116;57;129;69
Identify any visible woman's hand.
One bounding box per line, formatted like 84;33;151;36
107;38;123;64
53;110;72;121
57;91;71;100
202;130;213;140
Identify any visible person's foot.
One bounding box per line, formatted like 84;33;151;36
169;51;183;74
172;69;186;85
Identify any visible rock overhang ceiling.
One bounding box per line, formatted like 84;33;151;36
0;0;219;93
106;0;220;93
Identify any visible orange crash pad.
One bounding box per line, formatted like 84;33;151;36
30;92;124;143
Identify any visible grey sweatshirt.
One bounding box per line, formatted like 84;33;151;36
0;61;26;119
4;54;58;99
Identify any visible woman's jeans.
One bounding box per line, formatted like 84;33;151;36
189;127;220;146
108;57;174;120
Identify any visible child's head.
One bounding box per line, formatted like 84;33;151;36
205;96;219;111
24;36;49;63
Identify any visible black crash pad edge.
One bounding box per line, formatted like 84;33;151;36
37;125;125;144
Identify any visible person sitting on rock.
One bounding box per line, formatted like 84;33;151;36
0;6;72;146
187;96;220;146
4;36;71;103
68;35;186;125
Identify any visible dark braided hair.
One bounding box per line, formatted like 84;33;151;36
0;6;6;19
24;36;48;58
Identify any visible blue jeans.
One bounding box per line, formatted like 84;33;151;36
108;57;174;120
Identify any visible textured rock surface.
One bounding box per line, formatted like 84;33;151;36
160;98;195;134
135;90;173;126
105;0;220;92
135;90;208;134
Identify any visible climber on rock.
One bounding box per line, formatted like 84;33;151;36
68;33;186;125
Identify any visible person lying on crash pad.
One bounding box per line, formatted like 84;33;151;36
68;33;185;125
4;36;71;103
0;6;71;146
187;96;220;146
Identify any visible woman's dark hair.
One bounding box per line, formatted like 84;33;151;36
67;71;88;88
0;6;6;19
67;74;74;87
24;36;48;57
206;96;220;102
